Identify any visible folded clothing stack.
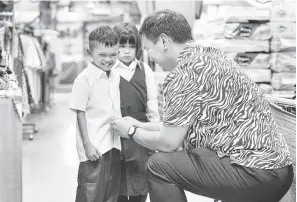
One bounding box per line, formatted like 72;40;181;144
193;1;273;93
269;0;296;98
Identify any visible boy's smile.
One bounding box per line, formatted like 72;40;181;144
89;42;118;72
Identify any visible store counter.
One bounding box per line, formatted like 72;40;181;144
0;97;22;202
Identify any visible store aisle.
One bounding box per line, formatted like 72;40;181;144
22;86;213;202
22;87;78;202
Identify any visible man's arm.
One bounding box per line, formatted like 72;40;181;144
132;124;188;152
136;121;162;131
143;63;160;122
121;116;161;131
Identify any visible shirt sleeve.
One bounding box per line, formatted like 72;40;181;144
69;76;90;112
163;73;201;127
143;63;160;122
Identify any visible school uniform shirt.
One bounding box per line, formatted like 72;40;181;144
113;59;160;122
69;62;121;162
163;43;292;169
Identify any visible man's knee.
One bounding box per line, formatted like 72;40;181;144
146;152;168;176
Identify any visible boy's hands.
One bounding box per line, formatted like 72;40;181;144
84;142;101;161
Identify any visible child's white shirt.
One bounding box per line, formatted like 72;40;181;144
69;62;121;162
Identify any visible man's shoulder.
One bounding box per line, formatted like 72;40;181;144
163;71;185;93
177;43;233;74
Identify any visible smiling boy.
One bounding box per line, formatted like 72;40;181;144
69;26;121;202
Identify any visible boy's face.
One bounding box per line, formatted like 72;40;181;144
118;42;136;64
88;42;118;72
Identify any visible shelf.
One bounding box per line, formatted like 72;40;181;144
0;12;13;16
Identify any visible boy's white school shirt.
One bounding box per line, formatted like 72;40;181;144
113;59;160;122
69;62;121;162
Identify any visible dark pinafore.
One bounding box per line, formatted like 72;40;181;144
119;62;154;200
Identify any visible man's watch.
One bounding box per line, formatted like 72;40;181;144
128;125;138;141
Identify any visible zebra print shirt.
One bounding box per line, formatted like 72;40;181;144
163;44;292;169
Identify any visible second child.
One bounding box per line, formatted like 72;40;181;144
113;23;160;202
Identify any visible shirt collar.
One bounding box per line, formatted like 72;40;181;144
176;40;197;66
88;62;113;80
115;59;141;71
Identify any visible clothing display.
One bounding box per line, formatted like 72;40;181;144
0;4;52;142
14;33;30;115
0;15;23;117
193;0;296;99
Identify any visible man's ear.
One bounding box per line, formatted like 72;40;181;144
87;49;92;57
159;33;171;52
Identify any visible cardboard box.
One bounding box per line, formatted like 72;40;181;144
271;52;296;72
226;53;270;69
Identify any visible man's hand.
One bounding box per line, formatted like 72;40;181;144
84;142;101;161
111;117;134;138
123;116;141;127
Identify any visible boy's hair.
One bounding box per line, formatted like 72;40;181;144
89;25;118;50
114;23;142;59
139;9;193;44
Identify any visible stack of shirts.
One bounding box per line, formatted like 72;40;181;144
270;0;296;98
269;2;296;201
193;0;274;94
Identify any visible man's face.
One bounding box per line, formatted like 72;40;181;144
142;35;171;71
89;42;118;71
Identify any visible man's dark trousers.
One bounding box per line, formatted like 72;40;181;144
146;148;293;202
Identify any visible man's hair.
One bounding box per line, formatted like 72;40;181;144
114;23;142;59
139;9;193;44
89;25;118;50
